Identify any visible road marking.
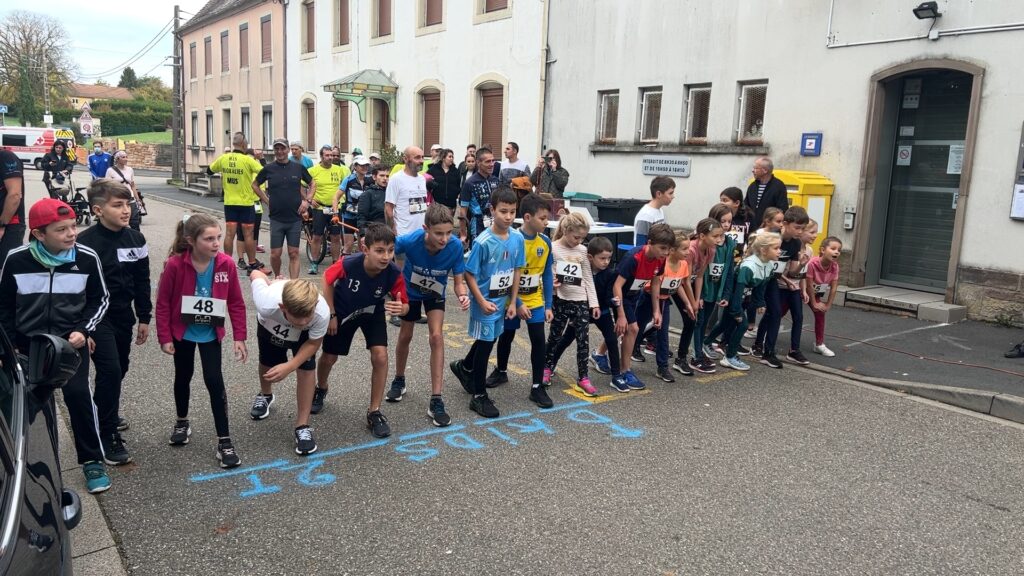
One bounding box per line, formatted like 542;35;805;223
932;334;972;351
693;371;747;384
563;387;651;403
844;323;948;348
473;411;533;425
399;425;467;441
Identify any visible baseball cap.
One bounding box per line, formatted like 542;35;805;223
351;147;363;155
272;138;289;148
354;155;371;165
30;198;76;230
430;144;442;151
368;152;381;160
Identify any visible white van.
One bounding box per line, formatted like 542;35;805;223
0;127;77;169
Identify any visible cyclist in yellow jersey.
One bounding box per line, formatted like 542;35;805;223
307;146;348;274
208;133;267;271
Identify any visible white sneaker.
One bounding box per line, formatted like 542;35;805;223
743;329;756;340
814;344;835;357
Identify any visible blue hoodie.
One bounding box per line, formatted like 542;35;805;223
89;151;112;179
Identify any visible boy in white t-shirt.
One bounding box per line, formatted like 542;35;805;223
385;146;429;236
633;176;676;245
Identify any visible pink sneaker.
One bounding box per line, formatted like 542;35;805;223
256;244;266;253
574;377;598;397
542;368;553;386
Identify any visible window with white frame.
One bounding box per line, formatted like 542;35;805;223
596;90;618;144
736;81;768;145
684;84;711;145
302;1;316;54
205;111;214;147
190;112;198;146
638;87;662;144
374;0;392;38
241;108;251;144
262;106;273;149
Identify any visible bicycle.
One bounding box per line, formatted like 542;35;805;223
302;208;359;265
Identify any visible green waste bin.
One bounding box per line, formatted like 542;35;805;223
563;191;601;220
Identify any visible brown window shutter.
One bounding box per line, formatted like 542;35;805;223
339;0;350;45
337;100;350;153
221;32;229;71
204;37;212;75
189;44;196;78
425;0;442;26
421;92;441;151
239;25;249;68
305;2;315;53
485;0;507;13
377;0;391;37
305;102;316;151
261;18;272;63
480;87;503;151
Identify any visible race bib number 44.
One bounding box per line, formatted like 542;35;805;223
180;296;227;327
262;318;301;344
489;271;514;298
555;260;583;286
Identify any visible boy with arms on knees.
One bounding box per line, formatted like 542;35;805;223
449;186;525;418
249;272;330;456
77;179;152;465
384;204;470;426
316;224;409;438
484;193;555;408
0;198;111;492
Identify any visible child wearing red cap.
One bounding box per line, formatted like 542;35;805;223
0;198;112;493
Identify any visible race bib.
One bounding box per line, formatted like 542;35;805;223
254;201;263;215
488;270;514;298
342;304;379;323
769;260;786;275
408;196;427;215
180;296;226;327
410;271;445;297
709;263;725;280
321;206;335;215
814;283;831;301
261;318;301;344
345;202;358;214
726;229;745;244
660;276;682;295
519;273;541;295
628;278;650;293
555;260;583;286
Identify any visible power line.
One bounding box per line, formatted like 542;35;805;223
78;18;173;79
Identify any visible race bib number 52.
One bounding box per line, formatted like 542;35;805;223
489;271;514;298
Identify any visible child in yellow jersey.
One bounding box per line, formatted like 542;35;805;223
637;229;695;383
484;193;555;408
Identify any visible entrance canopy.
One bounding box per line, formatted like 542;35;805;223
323;69;398;122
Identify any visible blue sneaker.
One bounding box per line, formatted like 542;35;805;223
624;370;646;390
609;373;630;393
719;356;750;371
83;461;111;494
590;350;611;375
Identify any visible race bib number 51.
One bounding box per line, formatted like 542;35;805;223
180;296;226;327
519;273;541;295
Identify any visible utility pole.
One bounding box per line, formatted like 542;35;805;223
171;4;183;182
43;56;51;127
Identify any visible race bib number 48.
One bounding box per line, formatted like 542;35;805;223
555;260;583;286
180;296;227;327
489;271;514;298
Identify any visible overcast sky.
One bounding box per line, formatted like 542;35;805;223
3;1;210;87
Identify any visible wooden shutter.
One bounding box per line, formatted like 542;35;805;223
337;100;349;153
204;37;212;75
422;92;440;150
220;32;229;71
304;2;315;53
484;0;507;13
338;0;350;45
425;0;442;26
189;43;196;78
377;0;391;37
304;101;316;151
480;87;503;151
239;25;249;68
261;17;272;63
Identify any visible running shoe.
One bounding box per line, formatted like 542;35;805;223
671;358;694;376
529;385;554;408
367;411;391;438
428;396;452;427
237;257;246;270
590;350;611;374
83;461;110;494
216;438;241;469
624;370;646;390
385;376;406;402
389;315;402;327
470;394;500;418
102;433;131;466
751;343;764;358
294;426;318;455
542;368;553;387
736;344;752;357
310;386;329;414
701;344;721;360
450;360;473;394
642;342;656;356
760;353;784;369
250;393;274;420
606;373;630;389
743;329;757;340
116;416;130;432
256;244;266;253
688;357;716;374
485;368;508;388
813;344;835;357
246;260;266;273
169;420;191;446
656;366;676;383
630;349;646;363
719;356;750;371
573;377;598;397
710;342;725;356
787;350;810;366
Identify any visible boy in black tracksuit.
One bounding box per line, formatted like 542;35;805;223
0;198;111;492
77;180;152;466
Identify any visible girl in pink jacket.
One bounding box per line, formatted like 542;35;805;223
156;213;248;469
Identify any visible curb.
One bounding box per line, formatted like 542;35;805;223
145;191;272;233
804;362;1024;425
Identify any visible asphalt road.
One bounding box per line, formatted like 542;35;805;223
26;176;1024;575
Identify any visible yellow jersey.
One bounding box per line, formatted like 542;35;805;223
308;163;348;206
209;152;263;206
517;231;553;310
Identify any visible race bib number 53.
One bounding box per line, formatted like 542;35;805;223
180;296;226;327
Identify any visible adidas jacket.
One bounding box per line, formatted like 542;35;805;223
77;223;153;323
0;244;110;351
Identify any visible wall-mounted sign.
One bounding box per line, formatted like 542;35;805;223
641;155;690;177
946;144;964;175
800;132;822;156
896;145;913;166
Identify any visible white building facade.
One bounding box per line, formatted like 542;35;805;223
286;0;546;162
543;0;1024;322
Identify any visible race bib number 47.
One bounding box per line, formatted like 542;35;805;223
411;272;445;297
180;296;227;327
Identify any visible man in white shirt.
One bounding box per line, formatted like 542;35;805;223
385;146;428;236
500;141;531;183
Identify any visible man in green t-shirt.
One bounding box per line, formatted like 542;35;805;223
208;133;268;271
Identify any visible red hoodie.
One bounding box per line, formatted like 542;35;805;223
156;250;247;345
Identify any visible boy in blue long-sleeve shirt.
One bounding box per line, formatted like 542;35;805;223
88;142;112;180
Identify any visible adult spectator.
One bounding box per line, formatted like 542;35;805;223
499;141;531;183
331;146;345;167
425;144;442;172
368;152;381;169
105;151;145;231
234;148;267;264
0;149;26;263
307;146;347;275
460;152;476;186
88;141;112;181
426;148;461;210
42;140;74;197
385;146;428;236
290;142;314;169
459;146;499;244
531;149;570;198
338;156;373;255
254;138;312;278
208;133;265;270
744;156;788;228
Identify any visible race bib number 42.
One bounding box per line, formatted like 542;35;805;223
555;260;583;286
180;296;227;327
489;271;514;298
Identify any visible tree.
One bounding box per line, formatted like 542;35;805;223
0;11;78;107
133;76;172;103
15;61;38;126
95;78;110;86
118;67;138;89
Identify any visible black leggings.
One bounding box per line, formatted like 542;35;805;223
672;293;697;359
544;298;591;380
172;339;230;438
496;321;546;385
464;339;496;396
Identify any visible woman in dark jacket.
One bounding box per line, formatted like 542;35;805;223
530;148;570;198
426;148;462;210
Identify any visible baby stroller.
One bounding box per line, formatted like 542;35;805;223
71;185;91;226
44;172;91;226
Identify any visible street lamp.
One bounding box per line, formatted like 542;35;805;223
913;1;942;20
